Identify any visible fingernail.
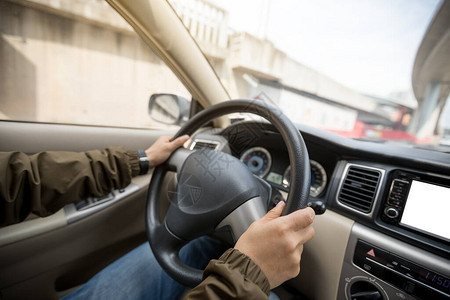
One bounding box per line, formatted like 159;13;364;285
276;201;285;207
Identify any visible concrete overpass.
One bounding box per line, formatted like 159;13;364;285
411;0;450;139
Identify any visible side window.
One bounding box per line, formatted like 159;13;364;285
0;0;190;129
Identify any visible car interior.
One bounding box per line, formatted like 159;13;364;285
0;0;449;299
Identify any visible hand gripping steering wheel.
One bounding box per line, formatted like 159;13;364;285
146;99;310;287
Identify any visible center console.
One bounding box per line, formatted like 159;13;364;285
337;166;450;300
337;223;450;300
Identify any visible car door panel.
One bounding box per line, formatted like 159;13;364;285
0;185;147;299
0;121;174;299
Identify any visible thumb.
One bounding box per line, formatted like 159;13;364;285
262;201;285;222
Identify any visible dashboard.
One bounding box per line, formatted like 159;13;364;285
189;121;450;300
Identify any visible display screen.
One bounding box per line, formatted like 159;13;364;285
400;180;450;241
266;172;283;185
418;269;450;294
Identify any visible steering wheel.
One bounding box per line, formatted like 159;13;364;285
146;99;311;287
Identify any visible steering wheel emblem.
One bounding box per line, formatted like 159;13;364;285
169;173;203;208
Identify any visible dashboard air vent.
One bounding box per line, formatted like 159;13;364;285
191;140;219;151
338;165;381;213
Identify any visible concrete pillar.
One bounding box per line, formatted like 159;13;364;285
414;82;442;139
438;94;450;136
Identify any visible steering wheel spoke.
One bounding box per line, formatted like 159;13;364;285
216;196;267;241
166;147;193;172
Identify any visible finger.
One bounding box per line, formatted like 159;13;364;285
284;207;315;231
295;225;315;246
262;201;285;221
169;135;189;149
305;225;315;242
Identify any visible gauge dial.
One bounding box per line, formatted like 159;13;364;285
283;160;327;197
240;147;272;178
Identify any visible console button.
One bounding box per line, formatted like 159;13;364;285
354;257;384;278
403;281;415;294
384;207;399;218
387;199;403;207
354;241;389;278
393;179;409;188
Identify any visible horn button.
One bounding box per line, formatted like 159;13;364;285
165;150;266;240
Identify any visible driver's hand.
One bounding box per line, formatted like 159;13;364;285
234;201;315;289
145;135;189;168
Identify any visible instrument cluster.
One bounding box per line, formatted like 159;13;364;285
240;146;328;197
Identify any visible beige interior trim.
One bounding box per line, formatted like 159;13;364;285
131;173;153;189
0;121;174;153
291;210;354;300
0;209;67;246
106;0;230;128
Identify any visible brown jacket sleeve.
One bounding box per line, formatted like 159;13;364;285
0;147;140;227
186;248;270;300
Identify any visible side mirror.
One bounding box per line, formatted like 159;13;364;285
148;94;190;126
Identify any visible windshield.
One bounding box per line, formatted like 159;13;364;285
169;0;450;150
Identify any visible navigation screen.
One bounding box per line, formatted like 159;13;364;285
400;180;450;241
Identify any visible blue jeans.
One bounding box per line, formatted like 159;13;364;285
62;236;228;300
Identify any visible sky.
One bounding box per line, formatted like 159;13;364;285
213;0;441;99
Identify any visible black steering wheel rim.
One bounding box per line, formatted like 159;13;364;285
146;99;310;287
